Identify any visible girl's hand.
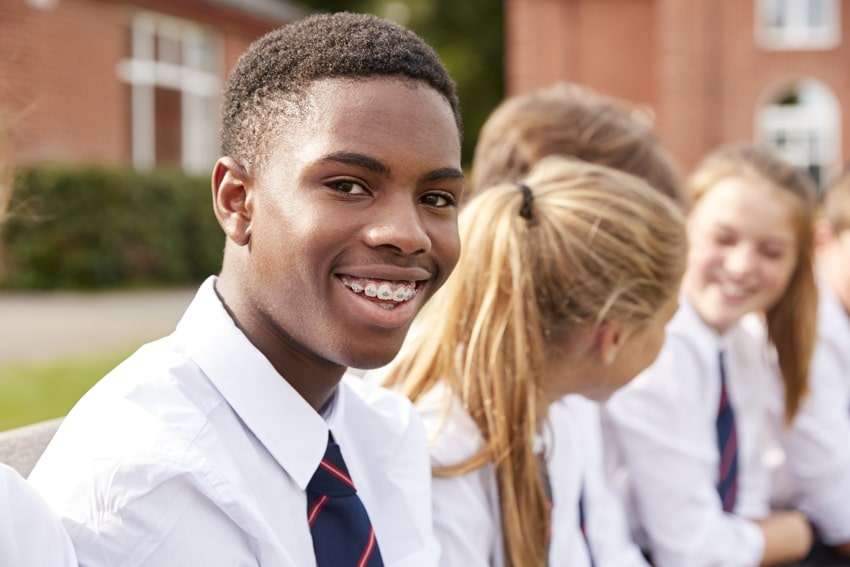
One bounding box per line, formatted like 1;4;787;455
756;510;813;566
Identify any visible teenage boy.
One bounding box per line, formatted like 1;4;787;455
29;12;464;566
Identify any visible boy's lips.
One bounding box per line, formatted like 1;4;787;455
338;275;419;304
332;264;436;331
333;274;428;332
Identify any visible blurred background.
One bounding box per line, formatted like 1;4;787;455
0;0;847;429
3;0;847;186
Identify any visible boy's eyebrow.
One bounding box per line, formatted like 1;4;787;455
321;151;464;182
424;167;465;183
322;152;389;174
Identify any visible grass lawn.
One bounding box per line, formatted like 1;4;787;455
0;349;132;431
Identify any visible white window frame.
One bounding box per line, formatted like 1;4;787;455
756;78;842;189
116;12;221;173
755;0;840;50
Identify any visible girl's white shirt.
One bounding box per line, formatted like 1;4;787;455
418;384;593;566
603;296;770;567
566;395;651;567
365;357;648;566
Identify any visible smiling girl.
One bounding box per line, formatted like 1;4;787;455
605;143;817;566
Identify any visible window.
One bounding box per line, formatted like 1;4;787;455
117;12;221;173
756;79;841;189
756;0;840;50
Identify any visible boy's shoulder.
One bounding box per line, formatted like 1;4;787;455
336;372;422;437
32;333;231;481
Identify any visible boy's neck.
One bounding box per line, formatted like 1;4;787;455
276;358;346;412
214;279;347;412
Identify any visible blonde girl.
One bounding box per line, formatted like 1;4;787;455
385;156;686;567
466;80;686;567
605;143;817;566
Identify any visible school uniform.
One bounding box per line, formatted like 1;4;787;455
567;395;650;567
0;462;77;566
780;281;850;548
604;296;772;567
28;276;438;567
420;386;593;566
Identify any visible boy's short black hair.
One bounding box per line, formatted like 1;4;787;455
221;11;461;170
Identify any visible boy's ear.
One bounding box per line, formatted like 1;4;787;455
212;157;253;246
596;322;623;366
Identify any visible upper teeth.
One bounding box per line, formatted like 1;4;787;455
378;284;394;300
341;276;416;302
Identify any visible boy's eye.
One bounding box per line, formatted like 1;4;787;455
420;192;456;208
329;180;368;195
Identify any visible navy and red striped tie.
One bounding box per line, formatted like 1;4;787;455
307;433;384;567
716;350;739;513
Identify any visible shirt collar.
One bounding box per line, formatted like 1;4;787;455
174;277;329;490
674;294;743;353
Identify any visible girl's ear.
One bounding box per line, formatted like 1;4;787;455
813;218;836;248
597;322;624;366
212;157;253;246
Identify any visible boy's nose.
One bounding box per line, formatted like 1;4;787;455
364;201;431;256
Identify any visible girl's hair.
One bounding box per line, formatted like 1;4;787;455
687;144;818;422
385;156;686;567
821;166;850;232
469;82;684;205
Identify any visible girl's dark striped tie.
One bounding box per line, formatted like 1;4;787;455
716;350;739;513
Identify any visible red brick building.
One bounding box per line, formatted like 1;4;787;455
0;0;302;174
506;0;850;187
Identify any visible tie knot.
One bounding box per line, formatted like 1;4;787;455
308;437;357;497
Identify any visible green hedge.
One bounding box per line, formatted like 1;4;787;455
1;165;224;289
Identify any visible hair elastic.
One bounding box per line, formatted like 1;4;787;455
518;183;534;220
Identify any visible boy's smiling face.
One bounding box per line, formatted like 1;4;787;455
214;77;463;386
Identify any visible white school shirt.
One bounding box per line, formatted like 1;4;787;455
28;276;438;567
604;297;770;567
779;281;850;546
565;395;650;567
0;462;77;566
419;386;592;566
